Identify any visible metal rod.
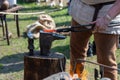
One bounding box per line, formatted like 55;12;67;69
77;59;120;71
56;23;120;32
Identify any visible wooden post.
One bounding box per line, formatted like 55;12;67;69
24;51;66;80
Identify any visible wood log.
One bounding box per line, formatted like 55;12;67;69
24;51;66;80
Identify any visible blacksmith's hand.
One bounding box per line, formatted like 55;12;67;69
92;15;111;32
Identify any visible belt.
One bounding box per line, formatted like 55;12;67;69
91;1;115;28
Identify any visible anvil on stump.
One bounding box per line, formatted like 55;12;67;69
24;30;66;80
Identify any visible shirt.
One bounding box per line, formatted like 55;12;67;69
69;0;120;34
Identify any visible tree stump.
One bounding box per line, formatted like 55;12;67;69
24;51;66;80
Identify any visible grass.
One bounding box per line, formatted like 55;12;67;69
0;1;120;80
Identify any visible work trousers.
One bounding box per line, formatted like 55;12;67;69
70;19;118;80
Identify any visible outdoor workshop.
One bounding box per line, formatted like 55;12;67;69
0;0;120;80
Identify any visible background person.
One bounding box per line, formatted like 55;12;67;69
49;0;63;9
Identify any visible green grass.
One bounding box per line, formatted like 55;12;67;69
0;1;120;80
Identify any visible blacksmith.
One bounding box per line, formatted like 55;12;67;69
69;0;120;80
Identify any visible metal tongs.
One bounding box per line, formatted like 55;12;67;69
43;22;120;33
56;24;93;32
56;22;120;32
43;24;94;33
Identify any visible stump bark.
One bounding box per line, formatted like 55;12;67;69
24;51;66;80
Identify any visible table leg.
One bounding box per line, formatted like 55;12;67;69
16;10;20;37
4;15;10;45
1;16;5;37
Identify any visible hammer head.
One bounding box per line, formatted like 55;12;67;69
39;30;66;56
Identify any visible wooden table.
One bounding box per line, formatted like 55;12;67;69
0;5;23;45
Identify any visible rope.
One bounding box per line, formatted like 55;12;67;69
0;11;45;15
0;8;60;15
